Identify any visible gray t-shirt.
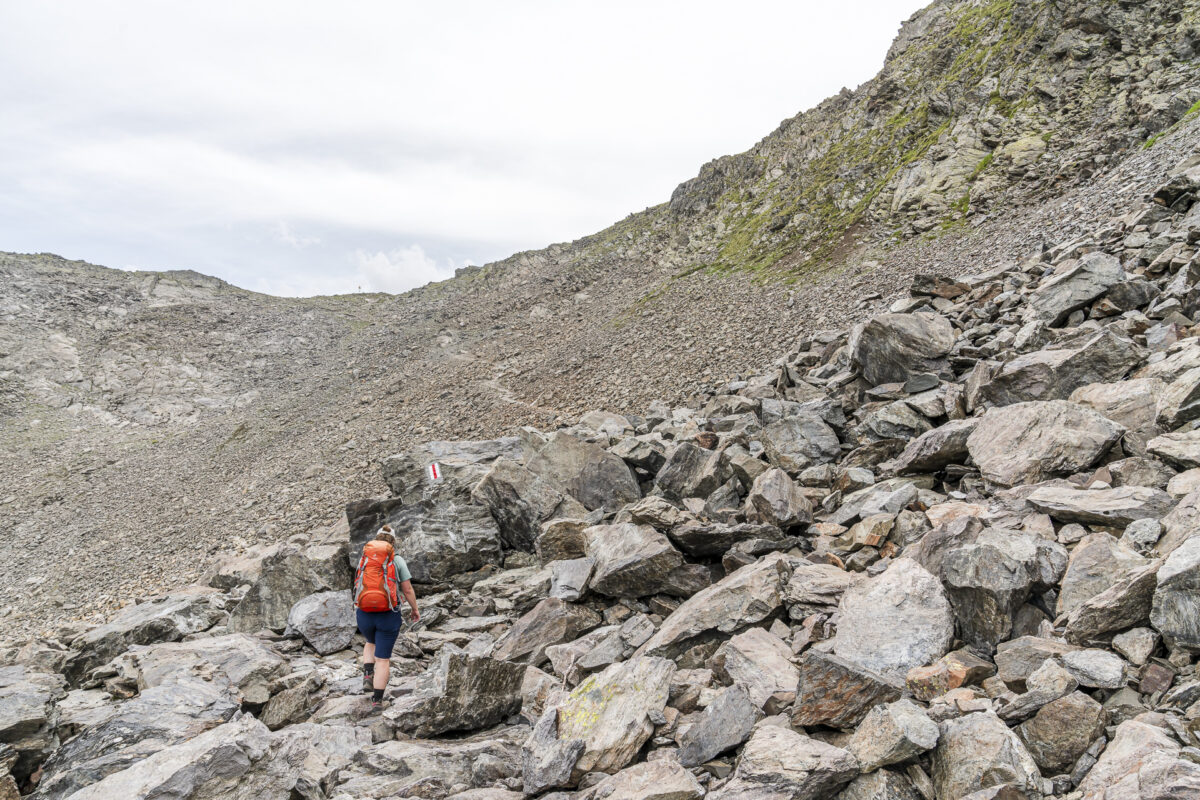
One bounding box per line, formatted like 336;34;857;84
392;555;413;583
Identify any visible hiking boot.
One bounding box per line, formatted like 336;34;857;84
362;673;373;694
371;698;384;712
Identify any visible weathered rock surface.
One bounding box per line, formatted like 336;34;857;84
526;431;641;512
1026;485;1176;528
931;712;1043;800
831;558;954;678
493;597;602;666
1151;534;1200;654
384;652;525;737
1017;690;1106;775
966;401;1124;487
849;313;956;386
284;589;355;655
676;684;762;767
1024;251;1125;325
847;699;939;772
707;723;858;800
711;627;797;709
585;523;683;599
1078;719;1200;799
581;760;704;800
793;650;904;729
472;457;588;551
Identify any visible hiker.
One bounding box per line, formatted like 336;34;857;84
354;524;420;708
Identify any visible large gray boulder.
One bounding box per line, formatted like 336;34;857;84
0;667;64;784
909;518;1066;650
707;723;858;800
1024;251;1125;325
1071;377;1164;451
654;442;732;502
676;684;762;767
746;468;813;529
981;329;1142;407
523;657;674;788
1078;719;1200;799
230;539;350;633
636;553;793;659
33;677;238;800
930;712;1044;800
1016;691;1106;775
284;590;355;655
889;418;976;474
525;431;641;512
1026;485;1176;528
65;590;226;682
1159;488;1200;554
711;627;797;709
849;313;956;386
1148;429;1200;469
584;523;683;599
492;597;602;666
966;401;1124;487
383;652;525;737
582;761;704;800
61;715;369;800
347;494;502;583
381;437;521;502
847;699;940;772
1151;534;1200;653
761;414;842;473
831;558;954;679
119;633;288;706
1063;561;1162;645
1057;533;1148;617
667;520;788;559
471;458;588;551
338;727;524;798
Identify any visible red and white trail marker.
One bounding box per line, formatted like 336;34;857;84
427;462;442;481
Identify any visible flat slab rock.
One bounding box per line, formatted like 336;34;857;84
1025;485;1176;528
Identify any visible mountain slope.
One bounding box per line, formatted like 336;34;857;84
2;0;1199;635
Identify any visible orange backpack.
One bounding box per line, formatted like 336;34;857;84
354;540;399;612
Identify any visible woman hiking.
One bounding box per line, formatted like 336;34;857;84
353;525;420;709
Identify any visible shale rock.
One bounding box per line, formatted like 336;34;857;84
1024;251;1125;326
525;431;641;512
792;650;904;729
1016;690;1106;775
1078;719;1200;799
1151;534;1200;653
930;712;1043;800
585;523;684;599
746;468;813;529
1025;485;1176;528
847;699;939;772
492;597;602;666
710;627;797;709
471;458;588;551
677;684;762;767
849;313;957;386
284;590;355;655
581;760;704;800
1057;533;1149;616
707;723;858;800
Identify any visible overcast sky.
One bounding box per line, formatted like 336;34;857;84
0;1;928;297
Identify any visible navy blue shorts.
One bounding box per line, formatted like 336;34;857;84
356;609;404;659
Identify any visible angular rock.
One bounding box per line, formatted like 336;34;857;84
995;636;1081;686
784;562;854;619
536;519;589;563
0;668;63;782
583;760;705;800
746;468;813;529
1026;485;1176;528
585;523;683;599
667;521;787;559
382;437;521;501
847;699;940;772
384;652;525;737
284;589;355;655
1078;719;1200;799
525;431;641;512
966;401;1124;487
1017;690;1106;775
1060;648;1126;689
471;458;588;551
1063;561;1161;645
1112;627;1159;666
836;770;923;800
653;442;731;502
982;329;1142;407
831;558;954;679
1057;533;1149;616
1024;251;1125;326
121;633;288;705
889;418;976;474
930;712;1043;800
348;494;502;584
1159;488;1200;554
761;414;842;473
340;726;525;798
1151;534;1200;653
1071;377;1163;449
636;554;792;659
677;684;762;767
33;677;238;798
539;657;674;784
492;597;602;666
849;313;957;386
711;627;797;709
549;557;595;602
1148;430;1200;469
792;650;904;729
707;723;858;800
65;590;226;681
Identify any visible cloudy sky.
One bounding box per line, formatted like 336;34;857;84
0;1;927;297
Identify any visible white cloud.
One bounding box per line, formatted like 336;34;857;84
350;246;461;294
0;0;930;296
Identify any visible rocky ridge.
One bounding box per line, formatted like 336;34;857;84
3;142;1200;798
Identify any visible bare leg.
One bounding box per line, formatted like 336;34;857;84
373;658;390;691
363;642;376;667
